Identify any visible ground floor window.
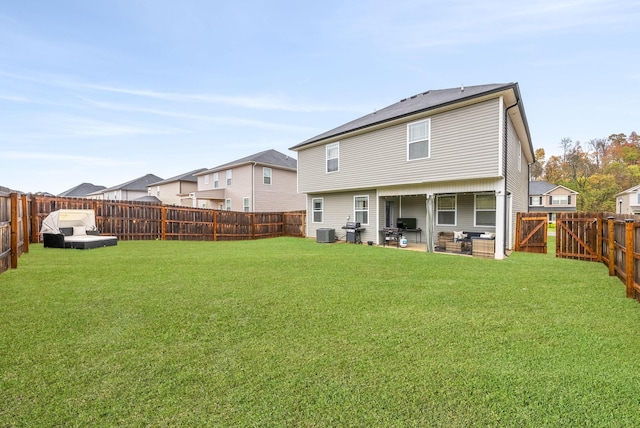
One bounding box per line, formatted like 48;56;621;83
354;195;369;224
225;199;231;211
312;198;323;223
436;194;456;225
243;197;250;212
475;194;496;227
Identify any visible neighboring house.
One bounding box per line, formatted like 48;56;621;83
289;83;534;259
193;149;305;212
146;168;207;206
528;181;578;221
86;173;163;201
58;183;106;197
615;185;640;215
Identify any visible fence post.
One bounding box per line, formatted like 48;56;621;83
625;219;635;298
10;193;18;269
515;212;521;251
608;217;615;276
213;211;218;241
21;195;29;254
596;215;603;262
30;197;39;243
161;206;167;240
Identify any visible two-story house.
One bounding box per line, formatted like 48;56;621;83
528;181;578;221
615;185;640;215
193;149;305;212
146;168;207;206
290;83;534;259
86;173;163;201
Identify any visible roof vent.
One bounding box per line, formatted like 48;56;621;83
461;84;465;92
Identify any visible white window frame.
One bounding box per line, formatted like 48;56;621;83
530;196;542;206
225;199;231;211
226;170;232;186
436;194;456;226
156;186;160;197
354;195;369;225
326;142;339;173
213;172;219;188
550;195;569;205
475;193;496;227
243;197;250;212
263;167;272;185
204;174;210;185
407;118;430;161
312;198;323;223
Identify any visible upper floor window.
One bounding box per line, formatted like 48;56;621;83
407;119;430;160
156;186;160;197
530;196;542;206
354;195;369;225
550;195;570;205
226;170;232;186
213;173;219;188
475;194;496;227
312;198;323;223
204;174;210;185
326;142;339;173
263;167;272;185
436;194;456;225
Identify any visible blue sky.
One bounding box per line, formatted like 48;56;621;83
1;0;638;194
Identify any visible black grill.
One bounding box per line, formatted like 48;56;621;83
342;222;364;243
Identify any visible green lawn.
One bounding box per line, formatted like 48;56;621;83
1;237;639;427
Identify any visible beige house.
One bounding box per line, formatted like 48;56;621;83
193;149;305;212
146;168;206;206
615;185;640;215
86;173;163;201
290;83;534;259
528;181;578;221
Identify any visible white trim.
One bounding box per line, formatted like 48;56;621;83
474;193;497;228
436;194;457;226
311;197;324;223
326;142;339;173
406;118;431;161
353;195;369;225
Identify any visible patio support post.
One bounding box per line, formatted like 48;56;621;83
494;190;506;260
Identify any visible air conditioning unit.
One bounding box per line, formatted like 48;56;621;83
316;228;335;243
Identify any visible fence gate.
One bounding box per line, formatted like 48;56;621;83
515;213;548;254
556;213;599;261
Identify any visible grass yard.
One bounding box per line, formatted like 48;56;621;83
1;237;640;426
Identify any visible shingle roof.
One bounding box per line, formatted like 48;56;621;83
199;149;297;175
529;181;557;195
290;83;521;149
58;183;106;197
94;173;164;193
148;168;207;186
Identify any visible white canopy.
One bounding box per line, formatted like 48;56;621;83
40;209;98;234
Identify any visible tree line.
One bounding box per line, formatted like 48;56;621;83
530;132;639;212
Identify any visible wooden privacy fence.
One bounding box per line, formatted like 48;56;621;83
29;196;306;243
515;212;548;254
0;192;30;275
517;211;640;302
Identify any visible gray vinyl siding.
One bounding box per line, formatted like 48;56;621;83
505;116;529;249
297;98;501;194
307;190;377;243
